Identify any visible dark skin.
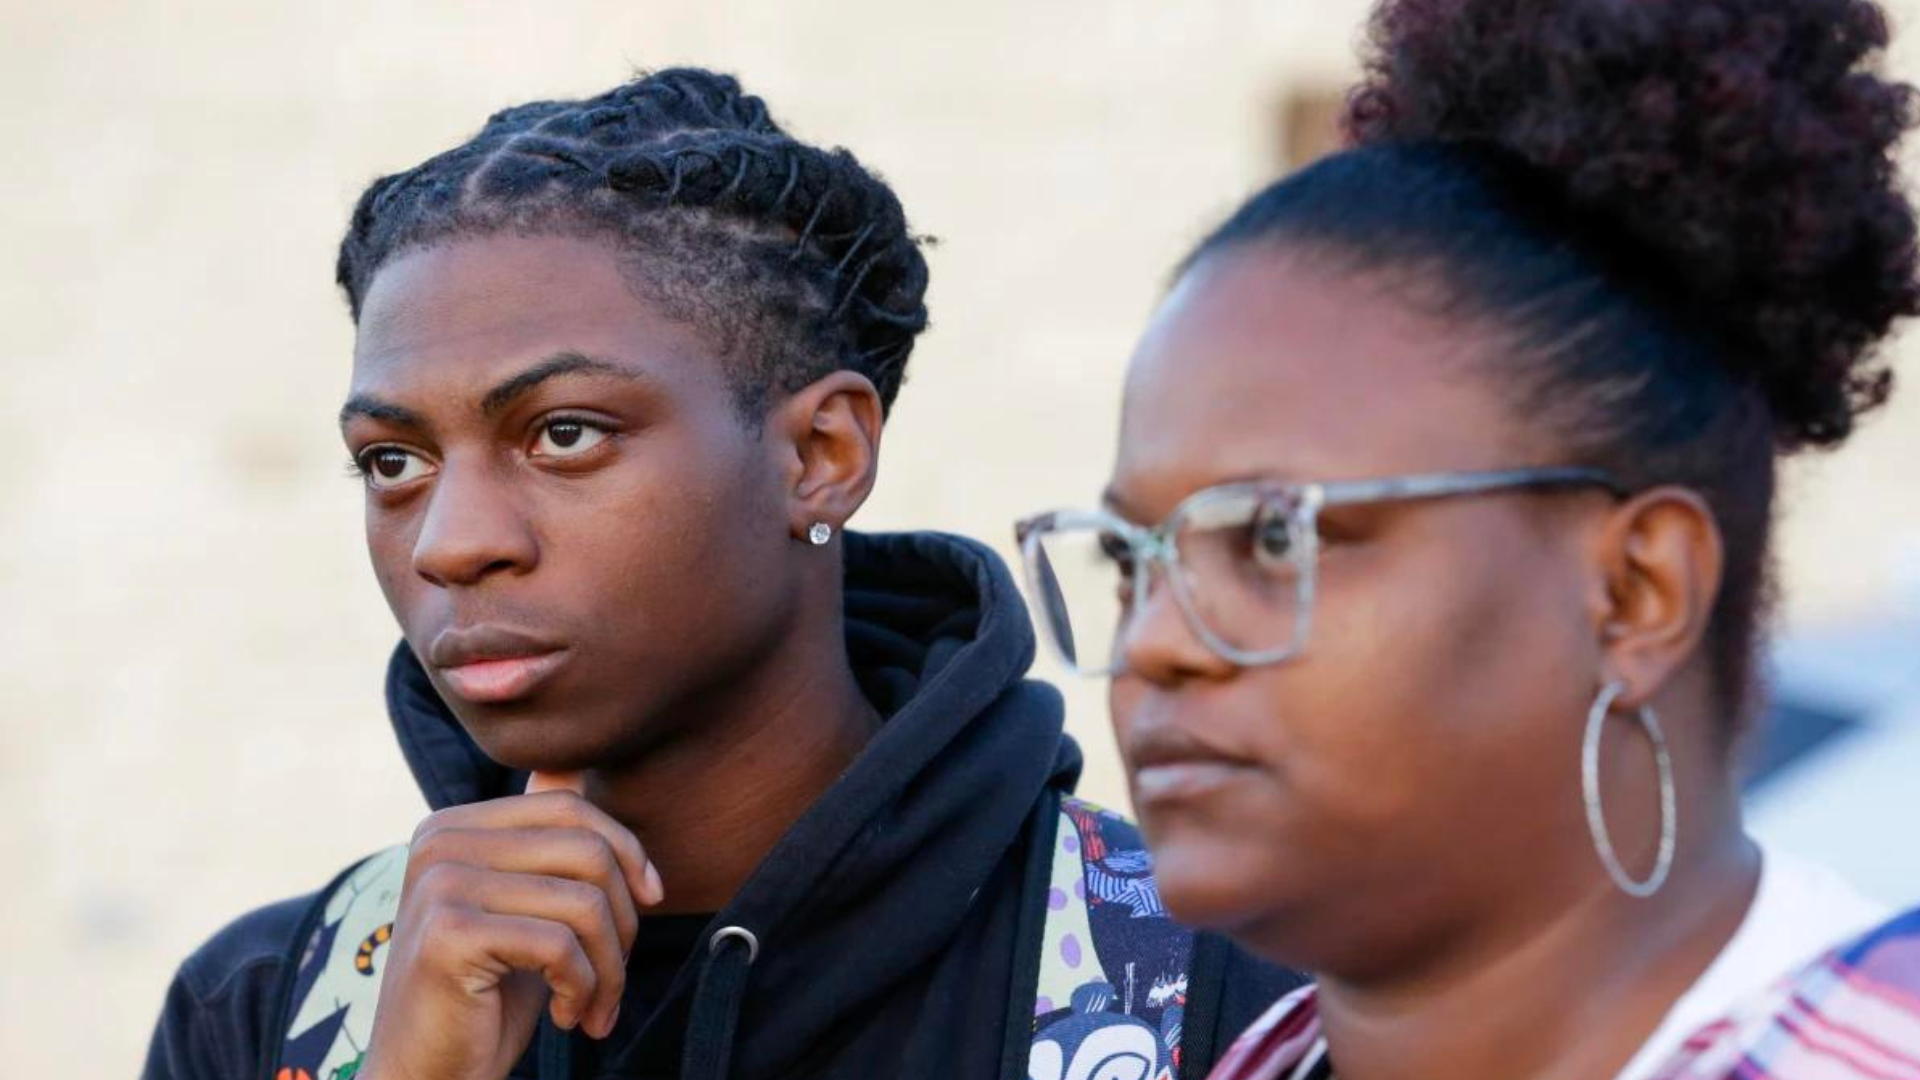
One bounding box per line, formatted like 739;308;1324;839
339;233;885;1080
1105;247;1762;1080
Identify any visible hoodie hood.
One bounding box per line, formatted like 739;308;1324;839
382;530;1079;1077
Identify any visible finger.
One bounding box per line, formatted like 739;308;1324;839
414;795;663;907
416;794;661;906
462;869;627;1037
428;908;597;1032
406;829;640;952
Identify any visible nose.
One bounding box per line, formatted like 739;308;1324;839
1118;564;1237;686
410;459;538;588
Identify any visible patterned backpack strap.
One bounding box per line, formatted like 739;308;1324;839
269;844;409;1080
1027;797;1196;1080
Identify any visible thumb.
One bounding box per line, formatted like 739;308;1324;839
524;769;588;796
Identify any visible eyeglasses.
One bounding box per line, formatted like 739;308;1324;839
1014;467;1626;677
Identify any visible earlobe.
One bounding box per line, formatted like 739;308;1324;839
1592;488;1725;706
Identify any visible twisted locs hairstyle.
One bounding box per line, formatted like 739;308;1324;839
336;68;931;417
1187;0;1920;731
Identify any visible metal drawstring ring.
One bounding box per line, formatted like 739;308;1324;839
708;925;760;965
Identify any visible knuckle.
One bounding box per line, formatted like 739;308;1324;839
544;790;592;825
408;810;452;850
559;827;612;868
552;877;603;921
407;824;457;871
592;842;623;884
568;946;599;988
609;893;639;933
409;862;464;904
534;921;579;965
416;903;473;953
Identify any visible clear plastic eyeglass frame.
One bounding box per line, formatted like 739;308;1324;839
1014;466;1626;677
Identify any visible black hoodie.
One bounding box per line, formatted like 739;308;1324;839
143;531;1300;1080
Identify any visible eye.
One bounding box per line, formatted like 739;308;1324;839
531;418;610;459
356;447;436;490
1098;530;1137;578
1251;505;1298;570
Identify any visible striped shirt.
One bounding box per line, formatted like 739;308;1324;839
1206;907;1920;1080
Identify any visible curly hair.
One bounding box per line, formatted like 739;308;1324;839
1184;0;1920;727
336;68;931;417
1347;0;1918;449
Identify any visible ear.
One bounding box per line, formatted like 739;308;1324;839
1585;486;1725;708
769;370;884;543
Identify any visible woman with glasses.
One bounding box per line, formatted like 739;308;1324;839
1018;0;1920;1077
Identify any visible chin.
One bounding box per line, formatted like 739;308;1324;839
1146;826;1340;966
449;698;634;773
1146;830;1272;930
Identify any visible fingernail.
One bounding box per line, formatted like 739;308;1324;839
643;863;665;905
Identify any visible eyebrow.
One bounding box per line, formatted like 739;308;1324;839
1102;471;1308;522
337;351;647;429
1100;487;1139;520
479;351;644;417
338;396;425;429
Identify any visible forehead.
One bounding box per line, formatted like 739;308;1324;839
350;233;722;396
1112;248;1534;513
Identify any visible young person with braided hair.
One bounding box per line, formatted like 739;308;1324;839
141;70;1296;1080
1014;1;1920;1078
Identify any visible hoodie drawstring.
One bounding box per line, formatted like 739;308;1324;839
537;1011;573;1080
680;925;759;1080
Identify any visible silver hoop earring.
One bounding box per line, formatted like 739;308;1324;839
1582;680;1677;898
807;522;833;546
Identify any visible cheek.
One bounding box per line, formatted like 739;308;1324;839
1107;678;1142;755
1278;531;1595;857
562;434;789;651
1149;532;1594;930
364;506;423;617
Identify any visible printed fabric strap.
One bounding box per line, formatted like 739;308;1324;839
1029;798;1198;1080
272;845;408;1080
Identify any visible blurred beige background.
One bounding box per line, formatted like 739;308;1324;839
5;2;1920;1075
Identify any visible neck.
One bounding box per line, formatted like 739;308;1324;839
583;609;882;915
1317;800;1758;1080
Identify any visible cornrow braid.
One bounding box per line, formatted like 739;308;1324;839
335;68;931;416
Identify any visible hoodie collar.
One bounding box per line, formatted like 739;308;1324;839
384;530;1076;809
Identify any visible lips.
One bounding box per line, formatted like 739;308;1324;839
427;624;570;705
1124;721;1257;804
1132;760;1253;803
